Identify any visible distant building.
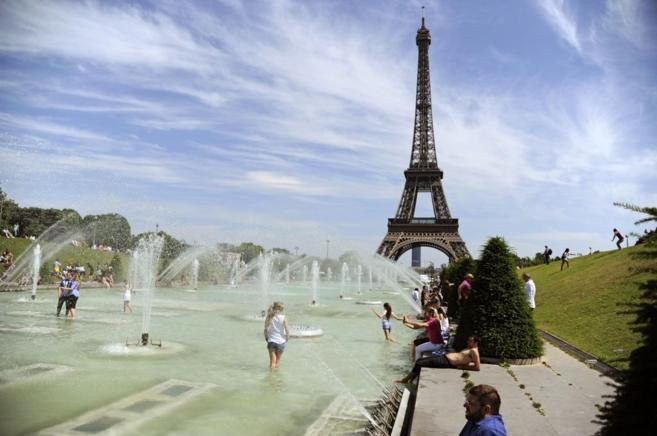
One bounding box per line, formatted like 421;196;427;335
412;247;421;267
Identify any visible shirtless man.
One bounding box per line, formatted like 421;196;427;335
395;336;480;384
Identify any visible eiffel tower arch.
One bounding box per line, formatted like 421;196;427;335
377;17;469;263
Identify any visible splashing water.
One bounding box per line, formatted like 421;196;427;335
357;265;362;294
259;252;273;314
30;244;41;299
340;263;349;297
131;235;164;337
191;258;199;290
311;260;319;305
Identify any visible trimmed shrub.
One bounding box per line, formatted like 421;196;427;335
454;237;542;359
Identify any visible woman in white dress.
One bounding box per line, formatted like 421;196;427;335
264;302;289;369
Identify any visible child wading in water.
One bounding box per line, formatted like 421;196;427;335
264;302;289;370
123;284;133;313
372;302;403;342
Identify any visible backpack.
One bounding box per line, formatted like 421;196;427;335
547;249;552;255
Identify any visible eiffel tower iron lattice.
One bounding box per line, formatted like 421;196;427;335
377;17;469;263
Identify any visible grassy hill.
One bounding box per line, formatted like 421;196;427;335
521;245;654;370
0;237;129;284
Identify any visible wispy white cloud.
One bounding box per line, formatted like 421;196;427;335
0;113;113;143
1;0;655;258
535;0;582;53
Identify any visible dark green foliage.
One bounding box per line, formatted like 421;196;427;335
0;187;19;231
110;253;123;282
237;242;264;264
16;207;66;237
454;237;543;359
440;256;476;322
596;204;657;434
83;214;131;250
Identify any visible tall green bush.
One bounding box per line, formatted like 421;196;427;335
454;237;542;359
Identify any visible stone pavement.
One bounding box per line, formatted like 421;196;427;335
410;342;617;435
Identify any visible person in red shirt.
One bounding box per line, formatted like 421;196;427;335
401;308;444;360
458;273;474;302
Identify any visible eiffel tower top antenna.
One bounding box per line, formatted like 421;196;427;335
421;6;425;27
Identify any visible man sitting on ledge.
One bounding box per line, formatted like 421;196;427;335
395;335;480;384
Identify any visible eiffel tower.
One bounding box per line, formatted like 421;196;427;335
377;17;469;262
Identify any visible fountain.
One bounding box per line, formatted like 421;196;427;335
327;267;332;281
357;264;362;294
310;260;319;306
30;244;41;300
285;264;290;284
131;234;164;347
302;264;308;282
191;258;199;290
2;240;432;434
230;258;240;286
368;266;373;291
339;262;352;300
157;245;210;286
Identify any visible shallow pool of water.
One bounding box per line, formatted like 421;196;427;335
0;282;417;435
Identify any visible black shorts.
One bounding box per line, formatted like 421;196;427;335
66;296;78;309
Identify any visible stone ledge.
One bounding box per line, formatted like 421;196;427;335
481;356;543;366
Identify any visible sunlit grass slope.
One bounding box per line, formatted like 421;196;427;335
0;238;128;283
521;245;653;370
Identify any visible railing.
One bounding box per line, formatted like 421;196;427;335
389;218;457;225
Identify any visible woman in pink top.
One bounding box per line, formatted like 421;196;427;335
402;308;444;360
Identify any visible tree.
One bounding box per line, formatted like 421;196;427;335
110;253;124;282
16;207;64;237
338;250;360;265
613;202;657;244
454;237;543;359
237;242;264;264
83;214;132;250
0;187;19;231
595;204;657;434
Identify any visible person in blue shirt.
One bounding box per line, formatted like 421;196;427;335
459;384;507;436
65;273;81;319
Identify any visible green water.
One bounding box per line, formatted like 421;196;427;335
0;282;416;435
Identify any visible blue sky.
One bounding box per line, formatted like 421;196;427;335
0;0;655;263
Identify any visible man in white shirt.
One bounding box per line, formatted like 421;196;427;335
522;273;536;310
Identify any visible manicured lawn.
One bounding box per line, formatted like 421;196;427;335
0;238;129;283
521;245;653;370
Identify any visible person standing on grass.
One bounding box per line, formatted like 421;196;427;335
543;246;552;264
612;228;625;250
459;384;507;436
371;302;403;342
560;248;570;271
264;302;289;370
522;273;536;311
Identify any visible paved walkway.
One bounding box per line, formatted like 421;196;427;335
410;342;616;435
